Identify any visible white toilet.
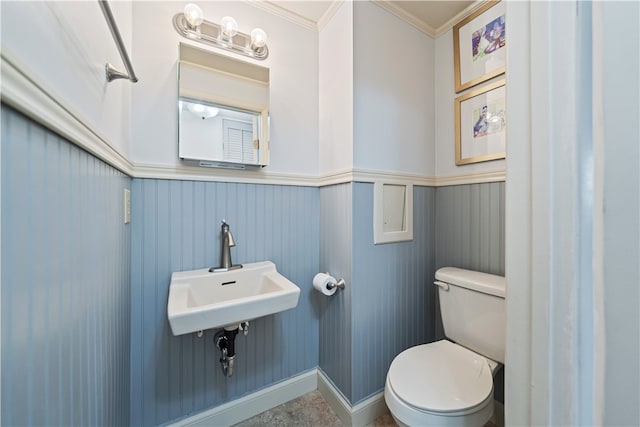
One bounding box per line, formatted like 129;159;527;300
385;267;506;427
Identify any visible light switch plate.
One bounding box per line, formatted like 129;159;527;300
124;189;131;224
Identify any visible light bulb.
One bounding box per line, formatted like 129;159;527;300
204;106;219;118
220;16;238;39
190;103;205;113
250;28;267;49
183;3;203;28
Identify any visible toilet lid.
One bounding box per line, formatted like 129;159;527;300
387;340;494;413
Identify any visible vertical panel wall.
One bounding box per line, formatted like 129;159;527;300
130;179;319;426
434;182;505;341
435;182;505;275
600;2;640;423
1;106;131;426
319;184;436;405
351;184;436;403
318;183;353;401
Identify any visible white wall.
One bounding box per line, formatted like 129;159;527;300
131;1;318;176
353;2;435;176
598;2;639;424
179;111;224;161
505;1;640;425
1;0;507;184
1;1;132;158
319;1;435;178
319;1;353;176
434;29;505;178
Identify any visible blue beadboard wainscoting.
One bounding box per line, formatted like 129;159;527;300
319;183;437;405
2;106;506;426
435;182;505;275
318;183;354;401
1;106;132;426
433;182;505;340
130;179;320;426
351;183;436;404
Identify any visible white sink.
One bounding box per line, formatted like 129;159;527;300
167;261;300;336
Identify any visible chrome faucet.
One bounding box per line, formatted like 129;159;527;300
210;220;242;272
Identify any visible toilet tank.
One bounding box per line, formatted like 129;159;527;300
435;267;506;363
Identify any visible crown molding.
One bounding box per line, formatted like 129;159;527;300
242;0;495;41
372;1;436;37
317;0;344;31
248;0;318;31
248;0;343;32
434;0;494;38
372;0;496;40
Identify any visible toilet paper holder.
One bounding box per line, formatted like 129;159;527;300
324;273;346;291
313;272;346;296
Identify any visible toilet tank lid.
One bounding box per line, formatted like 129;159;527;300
435;267;505;298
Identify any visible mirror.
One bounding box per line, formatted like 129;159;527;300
178;43;269;167
179;98;261;165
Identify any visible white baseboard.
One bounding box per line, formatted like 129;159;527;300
316;370;352;425
168;369;317;427
351;391;389;427
167;368;389;427
317;369;389;427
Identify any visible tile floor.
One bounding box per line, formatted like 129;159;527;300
232;390;498;427
231;390;397;427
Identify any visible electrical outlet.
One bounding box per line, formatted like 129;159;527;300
124;189;131;224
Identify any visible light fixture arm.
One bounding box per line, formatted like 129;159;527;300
173;13;269;61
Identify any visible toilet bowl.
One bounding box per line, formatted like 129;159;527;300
384;267;506;427
385;340;498;427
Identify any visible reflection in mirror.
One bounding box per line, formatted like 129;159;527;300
179;98;262;165
178;42;269;168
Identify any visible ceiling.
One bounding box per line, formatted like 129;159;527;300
388;1;475;30
266;0;475;33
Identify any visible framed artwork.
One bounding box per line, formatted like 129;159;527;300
455;79;506;165
453;0;506;93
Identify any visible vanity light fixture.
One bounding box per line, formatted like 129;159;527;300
173;3;269;60
187;103;219;119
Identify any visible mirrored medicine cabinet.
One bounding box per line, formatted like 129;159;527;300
178;43;270;168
